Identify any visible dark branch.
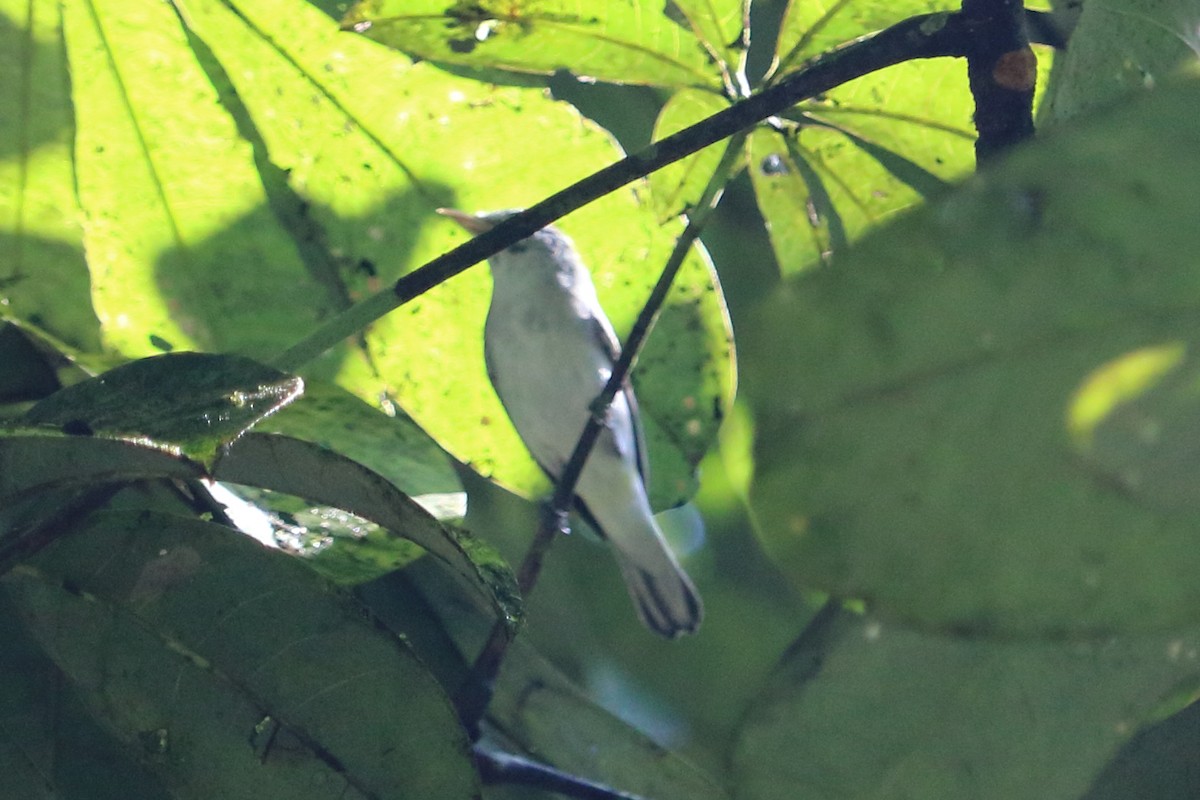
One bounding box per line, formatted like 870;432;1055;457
1024;9;1070;50
961;0;1037;161
391;12;967;306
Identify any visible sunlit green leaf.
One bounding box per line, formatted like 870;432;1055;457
750;57;975;274
649;89;741;221
63;0;330;359
174;0;735;509
666;0;746;73
0;0;97;351
742;75;1200;634
342;0;723;89
349;72;733;509
771;0;955;80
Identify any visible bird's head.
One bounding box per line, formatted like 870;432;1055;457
437;208;579;277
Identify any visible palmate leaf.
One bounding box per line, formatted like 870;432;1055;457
0;0;97;352
62;0;333;360
741;76;1200;635
753;49;976;273
5;0;734;512
341;0;725;89
649;89;743;221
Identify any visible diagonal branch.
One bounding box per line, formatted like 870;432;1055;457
272;11;968;373
274;7;1068;373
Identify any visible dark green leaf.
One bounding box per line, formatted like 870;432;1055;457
259;380;464;516
742;75;1200;634
0;427;203;506
5;509;478;799
733;609;1200;800
24;353;303;468
0;591;171;800
214;432;520;627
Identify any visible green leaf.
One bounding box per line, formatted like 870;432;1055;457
0;0;98;351
1041;0;1200;123
649;89;741;221
0;427;203;506
0;591;172;800
175;0;428;309
259;380;465;516
1084;698;1200;799
488;637;730;800
667;0;745;68
214;432;520;626
350;79;733;509
732;609;1200;800
0;323;61;405
749;57;975;274
23;352;303;468
390;559;729;800
63;0;331;359
173;0;735;509
741;75;1200;634
341;0;723;89
5;509;478;799
220;487;428;585
1068;342;1200;513
770;0;957;80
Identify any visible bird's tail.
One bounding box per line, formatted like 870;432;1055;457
610;528;703;638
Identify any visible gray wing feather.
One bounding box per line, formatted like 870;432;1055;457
586;314;651;486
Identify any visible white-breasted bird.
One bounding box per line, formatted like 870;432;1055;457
440;208;703;637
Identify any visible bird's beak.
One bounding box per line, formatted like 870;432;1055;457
437;208;494;235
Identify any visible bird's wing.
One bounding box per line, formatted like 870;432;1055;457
482;308;651;492
586;313;651;487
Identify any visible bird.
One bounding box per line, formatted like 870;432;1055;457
439;208;703;637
